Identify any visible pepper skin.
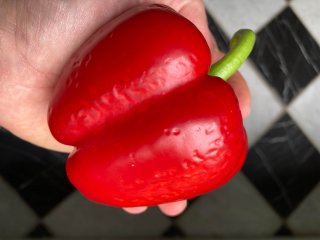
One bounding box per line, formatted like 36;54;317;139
48;4;248;207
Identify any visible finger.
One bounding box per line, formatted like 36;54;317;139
211;50;251;118
123;206;147;214
227;71;251;118
159;200;187;217
156;0;217;52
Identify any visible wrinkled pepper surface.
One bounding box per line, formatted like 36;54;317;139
48;4;255;207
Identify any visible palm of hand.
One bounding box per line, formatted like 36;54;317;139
0;0;211;151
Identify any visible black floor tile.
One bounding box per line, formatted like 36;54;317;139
275;224;293;236
251;7;320;103
27;223;53;238
162;224;186;238
243;114;320;217
0;130;74;217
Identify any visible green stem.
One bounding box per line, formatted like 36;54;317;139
208;29;256;81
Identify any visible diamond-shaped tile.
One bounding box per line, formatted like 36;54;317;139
241;61;284;147
275;225;293;236
243;114;320;217
0;177;38;237
44;192;171;237
162;224;186;238
177;173;282;237
291;0;320;45
27;223;53;238
288;75;320;152
0;130;74;217
287;182;320;234
204;0;286;37
251;7;320;103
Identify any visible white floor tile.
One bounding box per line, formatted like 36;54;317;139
287;182;320;234
0;177;38;237
241;61;284;147
204;0;287;37
291;0;320;45
177;172;282;237
44;192;171;237
288;74;320;152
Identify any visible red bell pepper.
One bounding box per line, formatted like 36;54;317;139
48;4;255;207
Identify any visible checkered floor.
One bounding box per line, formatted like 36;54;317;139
1;0;320;238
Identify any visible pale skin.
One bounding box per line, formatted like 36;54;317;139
0;0;250;216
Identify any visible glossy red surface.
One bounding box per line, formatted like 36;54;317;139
48;4;210;145
48;4;248;207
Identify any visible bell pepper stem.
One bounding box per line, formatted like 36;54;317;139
208;29;256;81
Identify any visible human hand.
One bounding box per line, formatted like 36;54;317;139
0;0;250;216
